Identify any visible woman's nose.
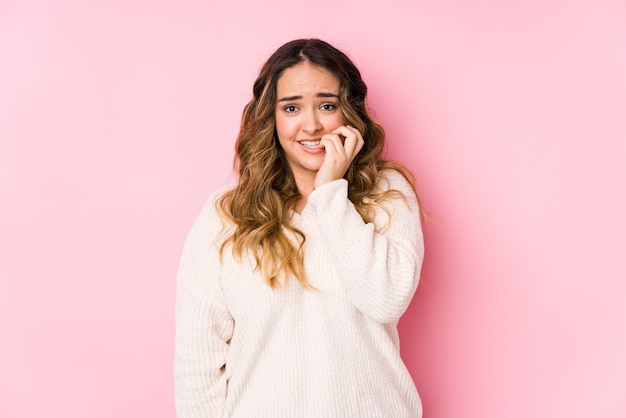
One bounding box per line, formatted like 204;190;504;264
301;109;322;134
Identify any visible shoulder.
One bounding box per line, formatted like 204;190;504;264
376;168;416;198
188;183;236;240
197;184;236;219
376;168;420;218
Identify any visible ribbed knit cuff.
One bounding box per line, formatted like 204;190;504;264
307;179;348;208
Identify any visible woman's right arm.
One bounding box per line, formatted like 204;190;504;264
174;196;234;418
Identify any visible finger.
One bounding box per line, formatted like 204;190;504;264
331;125;353;139
330;126;355;152
349;128;365;159
343;127;361;157
332;125;362;158
332;125;361;146
344;125;364;144
320;133;344;156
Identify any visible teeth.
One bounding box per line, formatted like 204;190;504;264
300;140;321;148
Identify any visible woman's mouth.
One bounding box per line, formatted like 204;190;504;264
298;140;322;149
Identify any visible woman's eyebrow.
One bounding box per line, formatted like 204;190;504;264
316;92;339;98
278;92;339;102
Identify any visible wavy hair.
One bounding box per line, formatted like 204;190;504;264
216;38;418;288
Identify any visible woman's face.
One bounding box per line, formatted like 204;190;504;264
275;61;346;182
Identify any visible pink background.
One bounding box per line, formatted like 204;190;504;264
1;1;625;417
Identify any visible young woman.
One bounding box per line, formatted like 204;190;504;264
175;39;424;417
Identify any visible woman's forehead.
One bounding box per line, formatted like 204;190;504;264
276;62;340;97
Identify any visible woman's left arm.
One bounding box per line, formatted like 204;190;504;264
307;169;424;324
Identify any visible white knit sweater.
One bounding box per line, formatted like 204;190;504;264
175;169;424;418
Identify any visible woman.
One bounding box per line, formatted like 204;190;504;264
175;39;424;417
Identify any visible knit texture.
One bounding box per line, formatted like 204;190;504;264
175;169;424;417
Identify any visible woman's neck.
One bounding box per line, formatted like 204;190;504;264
293;173;316;214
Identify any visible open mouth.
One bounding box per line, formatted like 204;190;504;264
298;140;322;149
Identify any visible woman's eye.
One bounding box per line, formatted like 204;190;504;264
284;105;298;113
321;103;336;111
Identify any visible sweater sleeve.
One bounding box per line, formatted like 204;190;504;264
307;169;424;324
174;194;234;418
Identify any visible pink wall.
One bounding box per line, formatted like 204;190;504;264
1;1;625;417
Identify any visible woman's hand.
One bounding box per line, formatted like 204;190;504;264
314;125;364;189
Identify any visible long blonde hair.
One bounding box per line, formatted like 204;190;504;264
217;39;418;288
